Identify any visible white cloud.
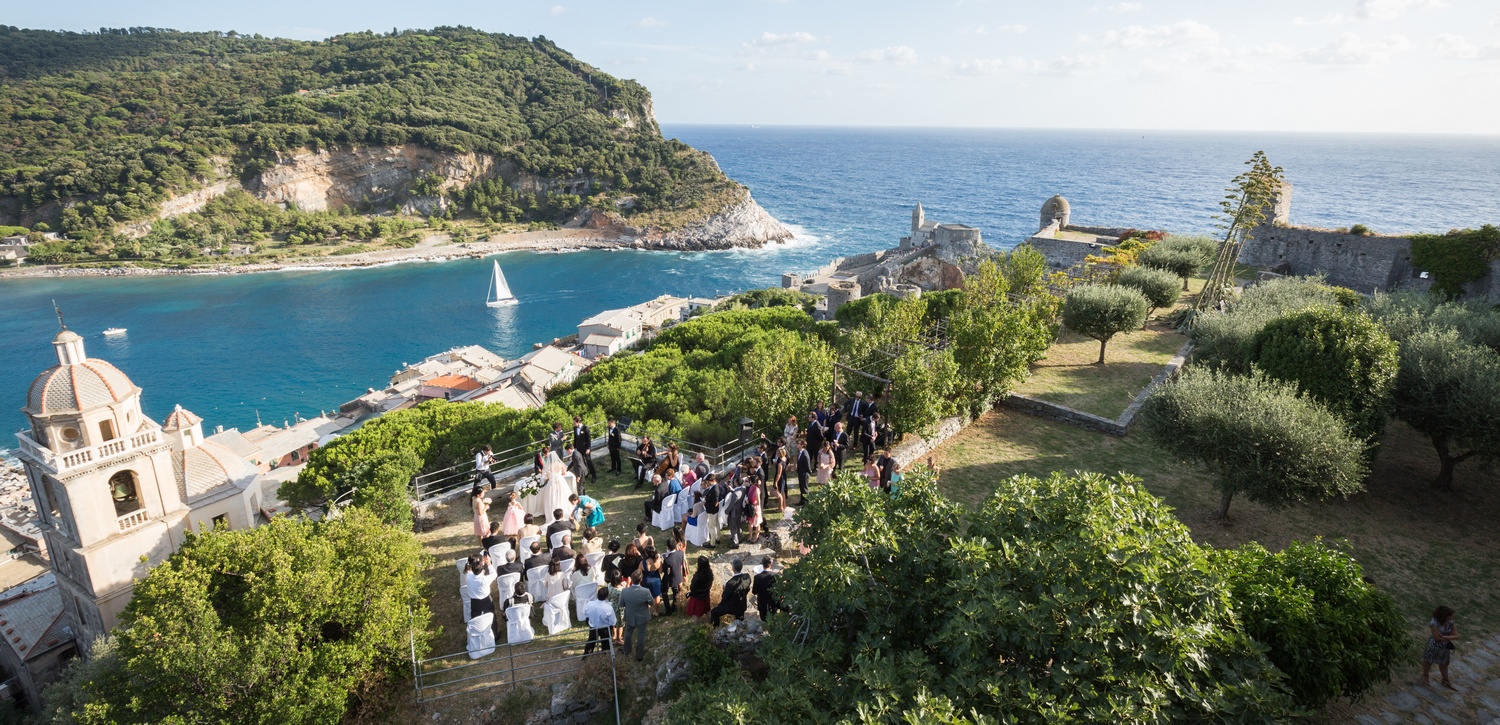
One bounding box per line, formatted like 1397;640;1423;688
956;58;1008;75
1353;0;1446;21
1038;55;1103;75
549;5;566;15
1433;33;1500;60
1137;43;1295;78
969;24;1029;35
749;31;817;46
1293;14;1347;26
857;46;919;65
1082;20;1219;49
1298;32;1411;66
634;17;668;28
1110;2;1144;12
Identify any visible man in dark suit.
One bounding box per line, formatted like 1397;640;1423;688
794;438;812;502
480;521;505;551
877;446;896;493
572;416;597;482
860;414;878;463
805;412;824;455
495;549;525;578
642;473;673;521
523;541;550;573
548;422;567;457
752;557;780;622
606;418;623;474
722;476;746;549
828;421;849;469
846;391;868;446
546;509;576;540
551;531;576;563
661;536;686;615
565;443;589;495
710;559;752;627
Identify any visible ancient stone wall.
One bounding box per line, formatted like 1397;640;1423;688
1028;237;1104;270
1238;225;1419;294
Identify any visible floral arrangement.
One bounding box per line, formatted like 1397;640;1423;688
515;475;543;499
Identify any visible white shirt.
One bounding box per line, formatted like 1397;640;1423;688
475;451;489;470
582;598;617;629
464;569;496;600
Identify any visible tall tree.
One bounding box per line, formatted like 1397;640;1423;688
1392;328;1500;490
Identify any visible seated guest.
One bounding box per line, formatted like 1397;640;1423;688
523;540;550;573
577;528;603;556
520;514;541;542
480;521;505;551
495;549;525;578
551;531;576;563
544;559;571;600
710;559;752;627
502;580;533;620
572;554;599;590
546;508;576;539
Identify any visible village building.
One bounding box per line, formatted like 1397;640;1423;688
0;573;75;710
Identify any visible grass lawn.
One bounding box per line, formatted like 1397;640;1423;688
1014;324;1187;419
930;409;1500;641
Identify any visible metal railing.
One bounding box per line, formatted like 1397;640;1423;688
411;624;621;723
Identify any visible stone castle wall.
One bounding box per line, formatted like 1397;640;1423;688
1237;225;1420;294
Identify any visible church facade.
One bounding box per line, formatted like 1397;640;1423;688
13;329;266;649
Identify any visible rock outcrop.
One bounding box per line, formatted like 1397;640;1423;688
640;190;793;250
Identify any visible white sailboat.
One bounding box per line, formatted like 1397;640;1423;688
485;260;519;307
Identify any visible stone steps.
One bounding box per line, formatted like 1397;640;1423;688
1353;632;1500;724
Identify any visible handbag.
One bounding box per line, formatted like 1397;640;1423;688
1443;640;1456;651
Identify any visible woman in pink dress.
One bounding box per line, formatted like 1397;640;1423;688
471;486;490;540
816;441;835;485
501;491;527;537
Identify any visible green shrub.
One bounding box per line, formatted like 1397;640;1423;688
1139;367;1368;518
1117;265;1182;320
1392;328;1500;490
1349;224;1371;236
1409;225;1500;299
1190;276;1340;372
1139;234;1218;289
1366;291;1500;352
1252;306;1398;442
1213;540;1406;710
1061;284;1149;364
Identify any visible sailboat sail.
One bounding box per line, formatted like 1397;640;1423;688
486;260;519;307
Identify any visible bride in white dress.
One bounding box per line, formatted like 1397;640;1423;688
524;451;577;519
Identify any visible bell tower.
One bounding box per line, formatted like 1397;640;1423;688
14;327;189;649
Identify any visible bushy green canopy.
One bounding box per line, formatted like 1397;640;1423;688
663;471;1298;723
1117;264;1182;315
1190;276;1344;373
45;510;431;724
1061;284;1149;364
1252;306;1398;442
1391;328;1500;490
1139;234;1217;288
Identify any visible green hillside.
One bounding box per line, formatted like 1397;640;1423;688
0;26;735;262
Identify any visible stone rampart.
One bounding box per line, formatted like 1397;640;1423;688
1028;236;1104;270
1238;225;1419;294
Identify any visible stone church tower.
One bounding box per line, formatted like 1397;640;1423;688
14;328;262;649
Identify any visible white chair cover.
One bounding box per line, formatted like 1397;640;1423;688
543;591;573;635
752;565;764;575
488;542;511;564
455;559;470;620
550;530;568;549
506;604;534;644
653;494;678;531
518;535;540;556
526;566;549;602
558;558;575;575
585;551;605;572
496;572;522;602
673;491;692;523
466;612;496;659
573;581;598;621
685;518;709;547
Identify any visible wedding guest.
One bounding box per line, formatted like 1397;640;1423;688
547;508;576;539
495;549;524;578
816;441;835;485
795;438;812;502
619;576;655;662
877;446;896;493
463;552;497;620
548;422;567;456
753;557;780;622
685;555;713;618
470;486;490;541
572;416;597;483
710;559;752;627
829;421;849;469
618;542;644;583
544;559;570;599
480;521;505;551
524;540;550;574
501;491;527;536
572;555;598;591
1421;606;1460;690
502;581;532;623
662;536;686;615
582;587;616;657
551;531;575;563
578;528;603;556
520;514;541;542
783;415;799;443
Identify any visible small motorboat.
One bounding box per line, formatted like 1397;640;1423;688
103;327;127;337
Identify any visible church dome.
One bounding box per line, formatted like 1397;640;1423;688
174;441;260;499
162;405;203;432
25;359;139;415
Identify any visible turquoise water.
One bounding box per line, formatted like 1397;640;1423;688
4;126;1499;432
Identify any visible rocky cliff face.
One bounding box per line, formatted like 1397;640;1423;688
641;190;794;250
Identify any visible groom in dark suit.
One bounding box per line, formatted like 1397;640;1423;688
572;416;597;483
566;443;589;495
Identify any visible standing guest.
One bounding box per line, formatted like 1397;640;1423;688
685;555;713;618
571;493;605;529
606;572;626;645
710;559;752;627
565;443;590;494
641;548;664;612
806;412;825;455
662;536;686;615
829;422;849;469
544;559;570;600
572;416;597;483
578;528;602;556
480;521;505;551
547;508;576;540
520;514;541;543
463;553;497;620
617;542;644;583
602;540;622;580
1421;606;1460;690
496;549;524;578
861;457;881;489
816;441;835;486
607;418;624;474
582;587;616;657
745;474;763;545
795;438;812;503
722;474;747;549
813;401;829;427
474;445;498;490
770;440;788;512
783;415;799;444
619;577;655;662
470;486;491;541
635;435;658;489
701;474;722;547
691;452;710;481
846;391;868;450
872;412;890;451
861;414;878;463
877;447;896;493
752;557;780;622
548;422;567;457
501;491;527;537
633;523;655;556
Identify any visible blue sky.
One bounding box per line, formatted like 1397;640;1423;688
11;0;1500;134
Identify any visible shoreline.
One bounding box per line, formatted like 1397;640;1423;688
0;229;636;279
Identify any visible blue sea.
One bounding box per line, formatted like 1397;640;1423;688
3;126;1499;434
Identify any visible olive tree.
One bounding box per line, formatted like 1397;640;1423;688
1190;276;1341;373
1252;306;1399;443
1212;540;1406;710
1061;284;1149;364
1139;367;1368;518
1116;265;1181;324
1393;328;1500;490
1139;234;1217;290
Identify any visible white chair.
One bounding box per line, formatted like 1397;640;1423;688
585;551;605;573
550;530;568;549
685;517;709;547
526;566;549;602
496;572;522;603
573;581;598;621
505;604;534;644
455;559;471;620
466;612;496;659
543;591;572;635
558;558;575;575
518;535;540;556
653;494;678;531
673;492;692;524
488;542;512;564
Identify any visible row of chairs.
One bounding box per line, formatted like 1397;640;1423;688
458;549;608;659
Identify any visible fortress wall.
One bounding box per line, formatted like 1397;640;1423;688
1064;224;1135;238
1239;225;1417;294
1028;237;1104;269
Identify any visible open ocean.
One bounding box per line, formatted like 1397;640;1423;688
3;126;1499;434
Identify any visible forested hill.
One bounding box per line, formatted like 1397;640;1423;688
0;26;740;254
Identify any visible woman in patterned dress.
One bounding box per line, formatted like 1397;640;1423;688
1420;606;1459;689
